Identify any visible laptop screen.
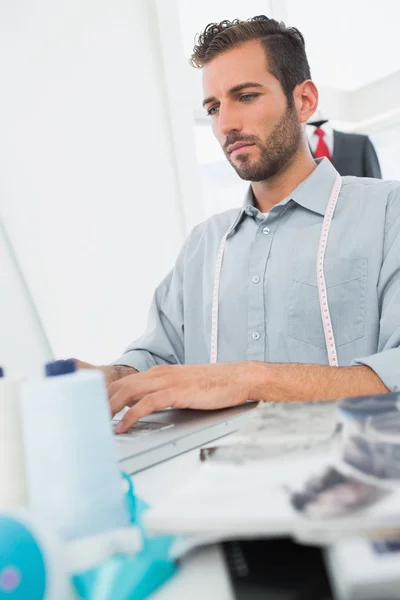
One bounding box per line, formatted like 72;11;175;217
0;218;53;377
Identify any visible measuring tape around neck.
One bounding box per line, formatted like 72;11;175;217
210;174;342;367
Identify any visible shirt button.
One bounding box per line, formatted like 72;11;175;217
252;275;260;283
262;227;271;235
245;206;257;216
252;332;260;340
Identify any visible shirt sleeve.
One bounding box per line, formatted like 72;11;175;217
351;209;400;392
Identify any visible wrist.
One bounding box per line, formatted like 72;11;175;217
103;365;138;385
243;361;273;401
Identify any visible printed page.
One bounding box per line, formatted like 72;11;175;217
145;395;400;547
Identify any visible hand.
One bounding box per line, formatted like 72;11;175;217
73;359;138;389
109;362;257;433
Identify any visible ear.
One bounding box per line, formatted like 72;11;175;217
292;80;319;124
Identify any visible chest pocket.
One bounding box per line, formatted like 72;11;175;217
286;258;368;348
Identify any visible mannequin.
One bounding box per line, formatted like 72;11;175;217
306;113;382;179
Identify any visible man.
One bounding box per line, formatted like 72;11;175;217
77;16;400;433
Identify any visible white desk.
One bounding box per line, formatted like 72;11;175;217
133;449;235;600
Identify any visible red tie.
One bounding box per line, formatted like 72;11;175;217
314;127;331;160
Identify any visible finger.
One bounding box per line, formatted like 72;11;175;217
108;369;162;399
109;371;166;415
109;387;133;417
114;391;172;433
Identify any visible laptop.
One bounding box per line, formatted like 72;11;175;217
112;403;257;474
1;214;257;474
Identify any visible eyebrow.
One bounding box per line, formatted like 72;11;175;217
202;82;264;108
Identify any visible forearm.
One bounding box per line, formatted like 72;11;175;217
247;362;389;401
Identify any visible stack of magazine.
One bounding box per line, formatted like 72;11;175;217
145;392;400;599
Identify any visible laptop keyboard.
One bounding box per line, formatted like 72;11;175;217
112;420;175;442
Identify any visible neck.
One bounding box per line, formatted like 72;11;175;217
251;147;317;213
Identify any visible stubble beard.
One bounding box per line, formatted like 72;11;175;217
226;104;302;182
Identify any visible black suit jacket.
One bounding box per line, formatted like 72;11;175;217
311;130;382;178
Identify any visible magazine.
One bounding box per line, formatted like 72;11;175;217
145;394;400;546
200;399;339;464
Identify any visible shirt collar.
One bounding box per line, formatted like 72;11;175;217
229;158;340;237
292;157;339;216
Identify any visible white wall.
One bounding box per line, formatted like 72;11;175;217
371;125;400;180
0;0;199;370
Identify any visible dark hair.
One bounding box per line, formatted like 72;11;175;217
190;15;311;105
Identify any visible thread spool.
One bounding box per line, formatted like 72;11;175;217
0;509;73;600
20;360;129;541
0;368;28;508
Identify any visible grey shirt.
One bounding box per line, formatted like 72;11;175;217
113;158;400;392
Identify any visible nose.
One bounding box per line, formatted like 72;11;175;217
217;103;242;138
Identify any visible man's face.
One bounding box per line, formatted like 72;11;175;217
202;40;302;181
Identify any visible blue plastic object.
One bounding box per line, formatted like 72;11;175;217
121;472;136;524
72;472;178;600
73;542;177;600
0;515;47;600
0;367;4;378
45;359;76;377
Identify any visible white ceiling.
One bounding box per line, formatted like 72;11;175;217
285;0;400;91
178;0;400;92
178;0;272;59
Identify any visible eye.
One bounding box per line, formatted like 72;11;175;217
207;105;219;117
240;93;258;102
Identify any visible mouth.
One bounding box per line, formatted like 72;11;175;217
228;143;255;155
